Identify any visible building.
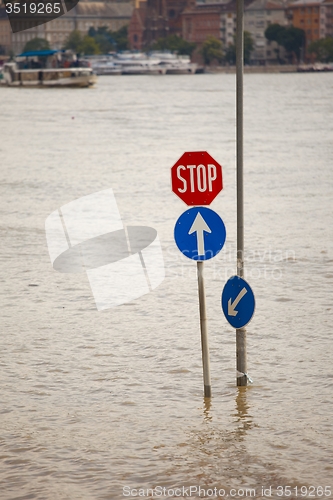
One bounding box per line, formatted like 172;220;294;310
129;1;147;49
44;1;133;51
0;0;133;55
73;1;133;34
128;0;195;50
244;0;287;64
287;0;328;53
323;0;333;37
0;7;11;54
9;21;49;56
182;6;222;46
143;0;169;45
166;0;196;36
182;1;238;49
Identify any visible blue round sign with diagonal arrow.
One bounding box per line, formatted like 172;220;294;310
221;276;255;328
174;207;226;261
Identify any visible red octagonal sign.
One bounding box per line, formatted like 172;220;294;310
171;151;223;206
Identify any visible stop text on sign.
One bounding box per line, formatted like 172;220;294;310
171;151;223;206
176;164;217;194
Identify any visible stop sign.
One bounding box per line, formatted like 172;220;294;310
171;151;223;206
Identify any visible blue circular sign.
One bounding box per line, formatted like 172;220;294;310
174;207;226;261
221;276;255;328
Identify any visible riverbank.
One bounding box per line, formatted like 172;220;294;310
206;64;298;73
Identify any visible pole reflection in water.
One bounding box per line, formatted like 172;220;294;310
234;387;254;439
203;397;213;423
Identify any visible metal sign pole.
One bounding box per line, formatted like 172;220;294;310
197;261;212;398
171;153;225;397
236;0;247;386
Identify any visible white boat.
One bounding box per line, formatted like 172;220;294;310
86;56;122;76
149;52;198;75
297;62;333;73
1;50;97;88
115;53;167;75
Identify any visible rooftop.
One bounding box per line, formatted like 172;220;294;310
245;0;286;10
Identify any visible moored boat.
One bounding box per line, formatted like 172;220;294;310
2;50;97;88
115;53;167;75
149;52;198;75
85;56;122;76
297;62;333;72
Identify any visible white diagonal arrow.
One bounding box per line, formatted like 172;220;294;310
228;287;247;316
188;212;211;256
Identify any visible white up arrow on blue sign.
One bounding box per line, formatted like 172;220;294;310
222;276;255;328
174;207;226;261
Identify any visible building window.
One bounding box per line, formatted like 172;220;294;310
133;34;138;42
169;9;175;18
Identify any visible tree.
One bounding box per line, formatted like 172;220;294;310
88;26;115;53
150;34;196;56
113;25;129;51
63;30;83;53
87;25;129;52
63;30;100;55
244;31;254;64
264;23;286;62
23;37;50;53
80;36;100;55
225;43;235;64
308;37;333;62
201;36;224;65
282;26;305;62
225;31;254;65
264;24;305;63
265;23;286;44
63;25;129;55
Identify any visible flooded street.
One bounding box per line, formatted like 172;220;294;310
0;72;333;499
